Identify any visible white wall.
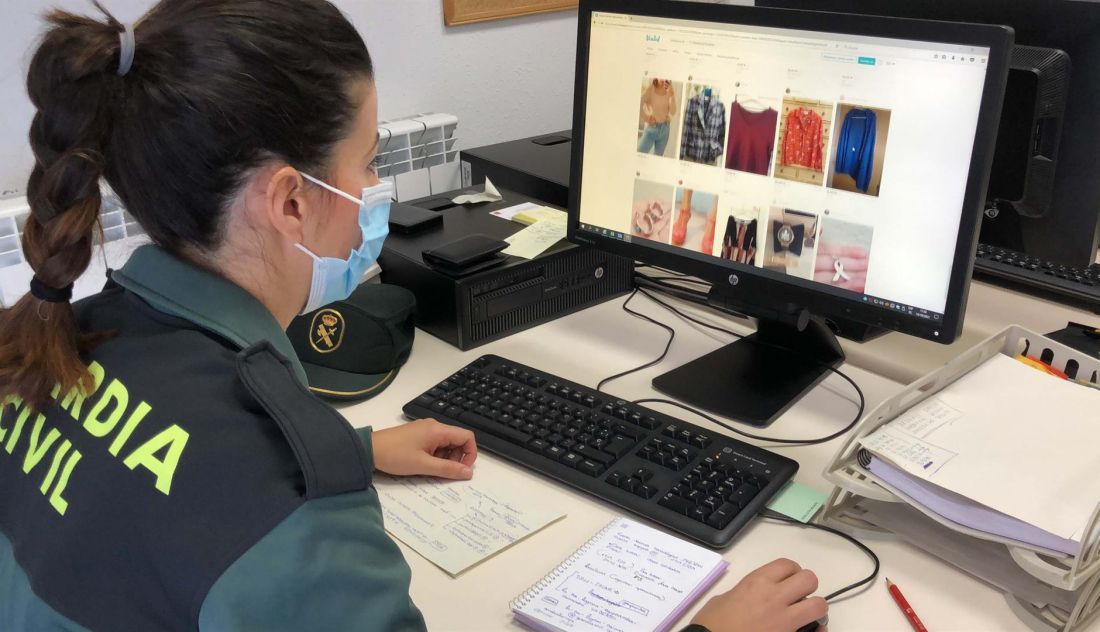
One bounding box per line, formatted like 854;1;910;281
0;0;579;196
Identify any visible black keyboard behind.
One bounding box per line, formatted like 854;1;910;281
403;355;799;548
974;244;1100;311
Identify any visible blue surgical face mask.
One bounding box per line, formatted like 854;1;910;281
295;173;392;314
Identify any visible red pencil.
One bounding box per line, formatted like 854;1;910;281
886;577;929;632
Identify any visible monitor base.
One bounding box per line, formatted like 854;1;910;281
652;317;844;428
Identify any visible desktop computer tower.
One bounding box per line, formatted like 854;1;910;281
378;187;633;350
461;132;572;208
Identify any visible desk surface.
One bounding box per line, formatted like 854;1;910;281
337;294;1047;632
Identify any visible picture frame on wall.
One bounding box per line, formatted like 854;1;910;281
443;0;578;26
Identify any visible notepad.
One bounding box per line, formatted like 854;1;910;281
510;518;728;632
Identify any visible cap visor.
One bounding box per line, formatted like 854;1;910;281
301;362;397;402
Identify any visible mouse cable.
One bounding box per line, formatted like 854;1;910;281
598;285;865;446
760;510;881;602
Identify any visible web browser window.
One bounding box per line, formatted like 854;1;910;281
577;11;991;319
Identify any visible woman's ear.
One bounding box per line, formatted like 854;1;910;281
242;165;310;243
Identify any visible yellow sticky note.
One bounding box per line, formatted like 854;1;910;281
514;206;568;226
502;218;567;260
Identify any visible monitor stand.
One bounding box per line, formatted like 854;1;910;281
651;317;844;428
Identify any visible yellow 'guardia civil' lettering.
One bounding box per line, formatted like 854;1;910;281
0;362;190;516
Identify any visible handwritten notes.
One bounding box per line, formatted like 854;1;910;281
374;473;565;576
511;518;727;632
501;218;568;260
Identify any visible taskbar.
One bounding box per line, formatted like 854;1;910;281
579;223;945;323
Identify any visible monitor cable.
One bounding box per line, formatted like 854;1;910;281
597;280;865;446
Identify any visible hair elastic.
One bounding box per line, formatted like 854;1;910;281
117;23;135;77
30;277;74;303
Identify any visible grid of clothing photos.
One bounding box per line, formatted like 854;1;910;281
632;74;892;296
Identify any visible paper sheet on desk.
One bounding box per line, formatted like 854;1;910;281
491;202;568;226
859;354;1100;541
451;178;502;204
501;218;567;260
374;473;565;576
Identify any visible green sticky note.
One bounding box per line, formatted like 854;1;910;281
766;482;827;523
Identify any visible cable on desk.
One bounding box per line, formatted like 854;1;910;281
760;510;881;602
634;262;692;277
595;289;676;393
601;285;866;446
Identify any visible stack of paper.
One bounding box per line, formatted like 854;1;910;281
858;353;1100;555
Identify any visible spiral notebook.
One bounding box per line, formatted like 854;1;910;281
510;518;728;632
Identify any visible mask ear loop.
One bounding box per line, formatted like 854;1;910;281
300;173;362;206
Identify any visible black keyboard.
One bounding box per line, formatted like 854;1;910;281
403;355;799;548
974;244;1100;311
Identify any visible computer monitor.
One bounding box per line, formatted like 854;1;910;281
757;0;1100;267
568;0;1011;426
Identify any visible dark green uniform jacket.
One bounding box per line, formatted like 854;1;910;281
0;245;426;631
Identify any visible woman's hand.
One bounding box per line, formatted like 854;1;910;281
372;419;478;480
690;559;827;632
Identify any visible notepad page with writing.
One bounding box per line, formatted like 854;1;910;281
511;517;728;632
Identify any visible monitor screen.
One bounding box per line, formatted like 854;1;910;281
574;9;995;326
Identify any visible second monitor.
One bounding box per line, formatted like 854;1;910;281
568;0;1012;425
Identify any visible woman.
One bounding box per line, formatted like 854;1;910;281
638;78;678;156
0;2;827;630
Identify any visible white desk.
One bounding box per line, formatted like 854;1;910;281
337;295;1044;632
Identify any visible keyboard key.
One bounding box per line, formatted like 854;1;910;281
635;484;657;499
529;439;549;452
689;506;710;522
606;471;626;487
431;400;449;413
632;468;654;482
578;459;605;477
728;485;759;506
667;456;687;471
583;395;599;408
613;407;630;420
445;406;462;418
458;410;531;445
562;452;582;468
545;445;566;461
604;436;636;458
412;394;435;408
677;430;694;444
640;416;661;429
575;445;615;465
662;424;679;438
692;434;712;449
620;477;639;493
702;496;721;511
429;388;446;398
659;493;695;515
612;423;640;439
629;412;644;426
706;504;739;529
